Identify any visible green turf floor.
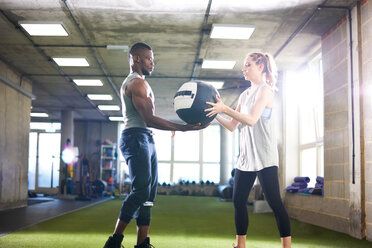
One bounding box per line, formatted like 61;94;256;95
0;195;371;248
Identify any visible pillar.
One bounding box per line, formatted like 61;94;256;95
220;127;231;184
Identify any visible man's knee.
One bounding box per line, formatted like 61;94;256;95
132;185;151;204
135;204;153;226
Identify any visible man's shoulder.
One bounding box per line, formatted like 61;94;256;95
127;77;146;88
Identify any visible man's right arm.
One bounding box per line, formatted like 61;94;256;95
129;78;206;131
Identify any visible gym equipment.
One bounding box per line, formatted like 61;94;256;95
174;80;219;125
91;179;105;197
76;155;91;201
218;184;233;199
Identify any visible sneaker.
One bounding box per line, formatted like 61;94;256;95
103;233;124;248
134;237;154;248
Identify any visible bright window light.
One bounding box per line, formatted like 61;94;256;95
98;105;120;111
109;116;123;121
73;79;103;86
205;81;224;89
30;112;49;117
20;23;68;36
53;58;89;67
210;24;255;40
202;60;236;69
87;94;113;100
30;122;61;131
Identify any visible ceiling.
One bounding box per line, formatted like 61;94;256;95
0;0;358;123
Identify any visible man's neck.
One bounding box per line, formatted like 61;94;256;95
130;69;145;79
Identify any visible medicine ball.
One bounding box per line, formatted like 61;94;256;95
173;80;219;125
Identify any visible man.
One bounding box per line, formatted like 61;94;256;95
103;42;206;248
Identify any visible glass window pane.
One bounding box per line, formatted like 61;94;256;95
38;133;61;188
158;163;171;184
299;105;316;144
28;132;37;190
174;131;199;161
301;148;317;187
316;103;324;138
152;129;172;161
173;163;199;183
202;163;220;184
203;125;220;162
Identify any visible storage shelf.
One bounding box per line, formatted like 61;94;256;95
100;144;117;187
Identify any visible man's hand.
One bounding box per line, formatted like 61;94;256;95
180;122;210;132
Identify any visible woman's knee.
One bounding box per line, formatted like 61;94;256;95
233;197;247;209
269;200;287;216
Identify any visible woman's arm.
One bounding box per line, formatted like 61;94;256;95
206;86;273;127
214;105;241;132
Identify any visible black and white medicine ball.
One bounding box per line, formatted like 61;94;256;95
173;80;220;125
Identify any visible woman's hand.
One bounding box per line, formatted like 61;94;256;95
205;95;226;117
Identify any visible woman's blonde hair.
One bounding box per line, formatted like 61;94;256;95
249;52;278;89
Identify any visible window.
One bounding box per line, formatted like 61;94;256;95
174;131;199;161
117;124;238;185
154;125;222;183
38;133;61;188
153;130;172;161
203;125;220;162
158;163;171;184
28;131;61;190
202;163;220;183
298;54;324;187
173;163;200;183
28;132;37;190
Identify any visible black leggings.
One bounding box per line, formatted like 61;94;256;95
233;166;291;237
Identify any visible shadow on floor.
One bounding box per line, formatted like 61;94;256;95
0;195;110;237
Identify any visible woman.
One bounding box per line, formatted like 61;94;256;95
205;52;291;248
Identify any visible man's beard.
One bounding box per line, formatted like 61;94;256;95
143;68;151;76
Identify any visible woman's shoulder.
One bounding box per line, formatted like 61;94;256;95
257;84;274;97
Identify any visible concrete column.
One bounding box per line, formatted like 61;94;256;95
61;110;74;146
220;127;231;184
59;110;74;193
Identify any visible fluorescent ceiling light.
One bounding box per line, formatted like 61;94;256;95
30;112;49;117
98;105;120;111
205;81;224;89
20;23;68;36
210;24;255;40
202;60;236;69
106;45;129;51
109;116;123;122
87;94;113;100
73;79;103;86
53;58;89;67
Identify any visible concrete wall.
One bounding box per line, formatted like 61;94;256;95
285;15;354;235
285;2;369;240
0;60;32;211
361;0;372;241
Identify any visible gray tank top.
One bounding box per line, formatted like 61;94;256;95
120;72;154;130
236;83;278;171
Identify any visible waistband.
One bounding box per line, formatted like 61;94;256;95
122;127;153;136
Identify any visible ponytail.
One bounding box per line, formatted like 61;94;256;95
249;52;278;89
